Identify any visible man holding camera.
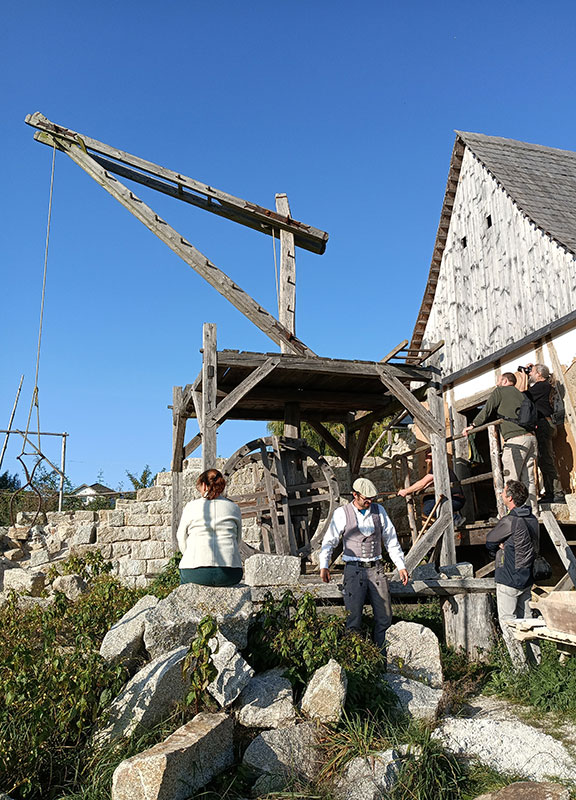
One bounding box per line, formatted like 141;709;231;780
525;363;565;503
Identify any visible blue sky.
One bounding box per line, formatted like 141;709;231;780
2;0;576;490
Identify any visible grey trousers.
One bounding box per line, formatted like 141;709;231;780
502;433;537;512
496;583;540;668
342;561;392;649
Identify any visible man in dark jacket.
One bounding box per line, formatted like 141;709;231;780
486;479;540;668
526;363;565;503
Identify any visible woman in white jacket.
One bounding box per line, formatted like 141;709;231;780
176;468;243;586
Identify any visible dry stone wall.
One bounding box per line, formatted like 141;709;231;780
1;446;415;588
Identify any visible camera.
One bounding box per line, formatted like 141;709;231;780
517;365;532;375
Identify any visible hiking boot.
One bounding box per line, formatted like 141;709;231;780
453;512;466;527
539;494;554;504
553;495;567;504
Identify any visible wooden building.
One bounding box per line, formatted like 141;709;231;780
411;131;576;519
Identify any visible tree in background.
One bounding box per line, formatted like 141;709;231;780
125;465;157;490
267;418;407;458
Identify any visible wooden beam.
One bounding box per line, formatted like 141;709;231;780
202;324;218;470
541;510;576;588
350;418;374;475
34;128;315;358
427;385;455;564
183;433;202;459
206;356;280;425
377;365;443;437
380;340;408;364
403;515;452;574
26;113;329;255
307;420;349;462
283;402;301;439
275;194;296;352
171;386;186;549
488;423;507;518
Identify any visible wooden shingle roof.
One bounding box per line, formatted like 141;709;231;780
410;132;576;355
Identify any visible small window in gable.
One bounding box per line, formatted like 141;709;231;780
461;236;467;248
486;214;493;228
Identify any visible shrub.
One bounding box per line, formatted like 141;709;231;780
245;591;396;713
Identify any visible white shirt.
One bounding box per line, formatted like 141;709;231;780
319;502;406;571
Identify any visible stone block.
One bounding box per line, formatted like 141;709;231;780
244;554;301;586
439;562;474;579
99;526;151;543
53;574;89;601
72;525;97;546
3;549;25;561
10;527;30;541
117;559;146;577
301;659;347;723
16;511;46;525
72;510;97;522
96;646;189;745
386;621;443;688
154;527;173;542
136;486;166;502
145;559;170;576
207;633;254;707
155;472;173;486
115;501;147;513
3;568;46;596
146;501;172;515
125;514;164;527
335;749;401;800
100;594;159;669
131;541;167;560
29;550;51;568
411;564;440;580
236;668;295;729
383;674;443;721
98;510;125;527
46;511;73;523
242;722;321;781
111;712;234;800
144;583;252;660
110;542;131;558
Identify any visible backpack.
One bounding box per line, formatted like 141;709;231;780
500;394;538;432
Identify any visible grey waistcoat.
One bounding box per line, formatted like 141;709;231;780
342;502;383;561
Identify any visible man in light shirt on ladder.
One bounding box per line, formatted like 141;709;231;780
320;477;409;654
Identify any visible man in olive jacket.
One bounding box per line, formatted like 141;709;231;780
464;373;537;511
486;479;540;668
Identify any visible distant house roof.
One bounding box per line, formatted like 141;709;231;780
411;132;576;354
73;483;114;495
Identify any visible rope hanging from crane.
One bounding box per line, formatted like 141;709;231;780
10;142;57;526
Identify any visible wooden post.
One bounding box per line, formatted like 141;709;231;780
202;323;218;471
171;385;186;549
401;454;419;544
58;433;67;512
488;423;507;518
427;385;456;564
443;594;497;662
448;392;475;522
275;194;296;353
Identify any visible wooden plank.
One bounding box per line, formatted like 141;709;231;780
488;423;507;517
377;365;443;436
427;385;456;564
34;129;316;358
547;337;576;431
217;351;432;382
401;455;419;544
249;576;496;603
460;472;493;485
171;385;186;548
403;515;452;574
26;113;329;255
380;340;408;364
350;417;374;475
191;389;203;430
475;560;495;578
275;194;296;352
206;356;280;425
541;510;576;588
183;433;202;459
202;324;218;470
306;421;349;462
259;442;288;554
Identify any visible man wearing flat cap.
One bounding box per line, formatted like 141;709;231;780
320;477;409;652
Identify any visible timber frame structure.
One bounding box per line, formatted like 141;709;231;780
26;111;458;573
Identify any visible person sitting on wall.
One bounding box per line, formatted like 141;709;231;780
486;479;540;669
176;468;243;586
525;363;566;504
463;372;537;513
397;450;466;527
